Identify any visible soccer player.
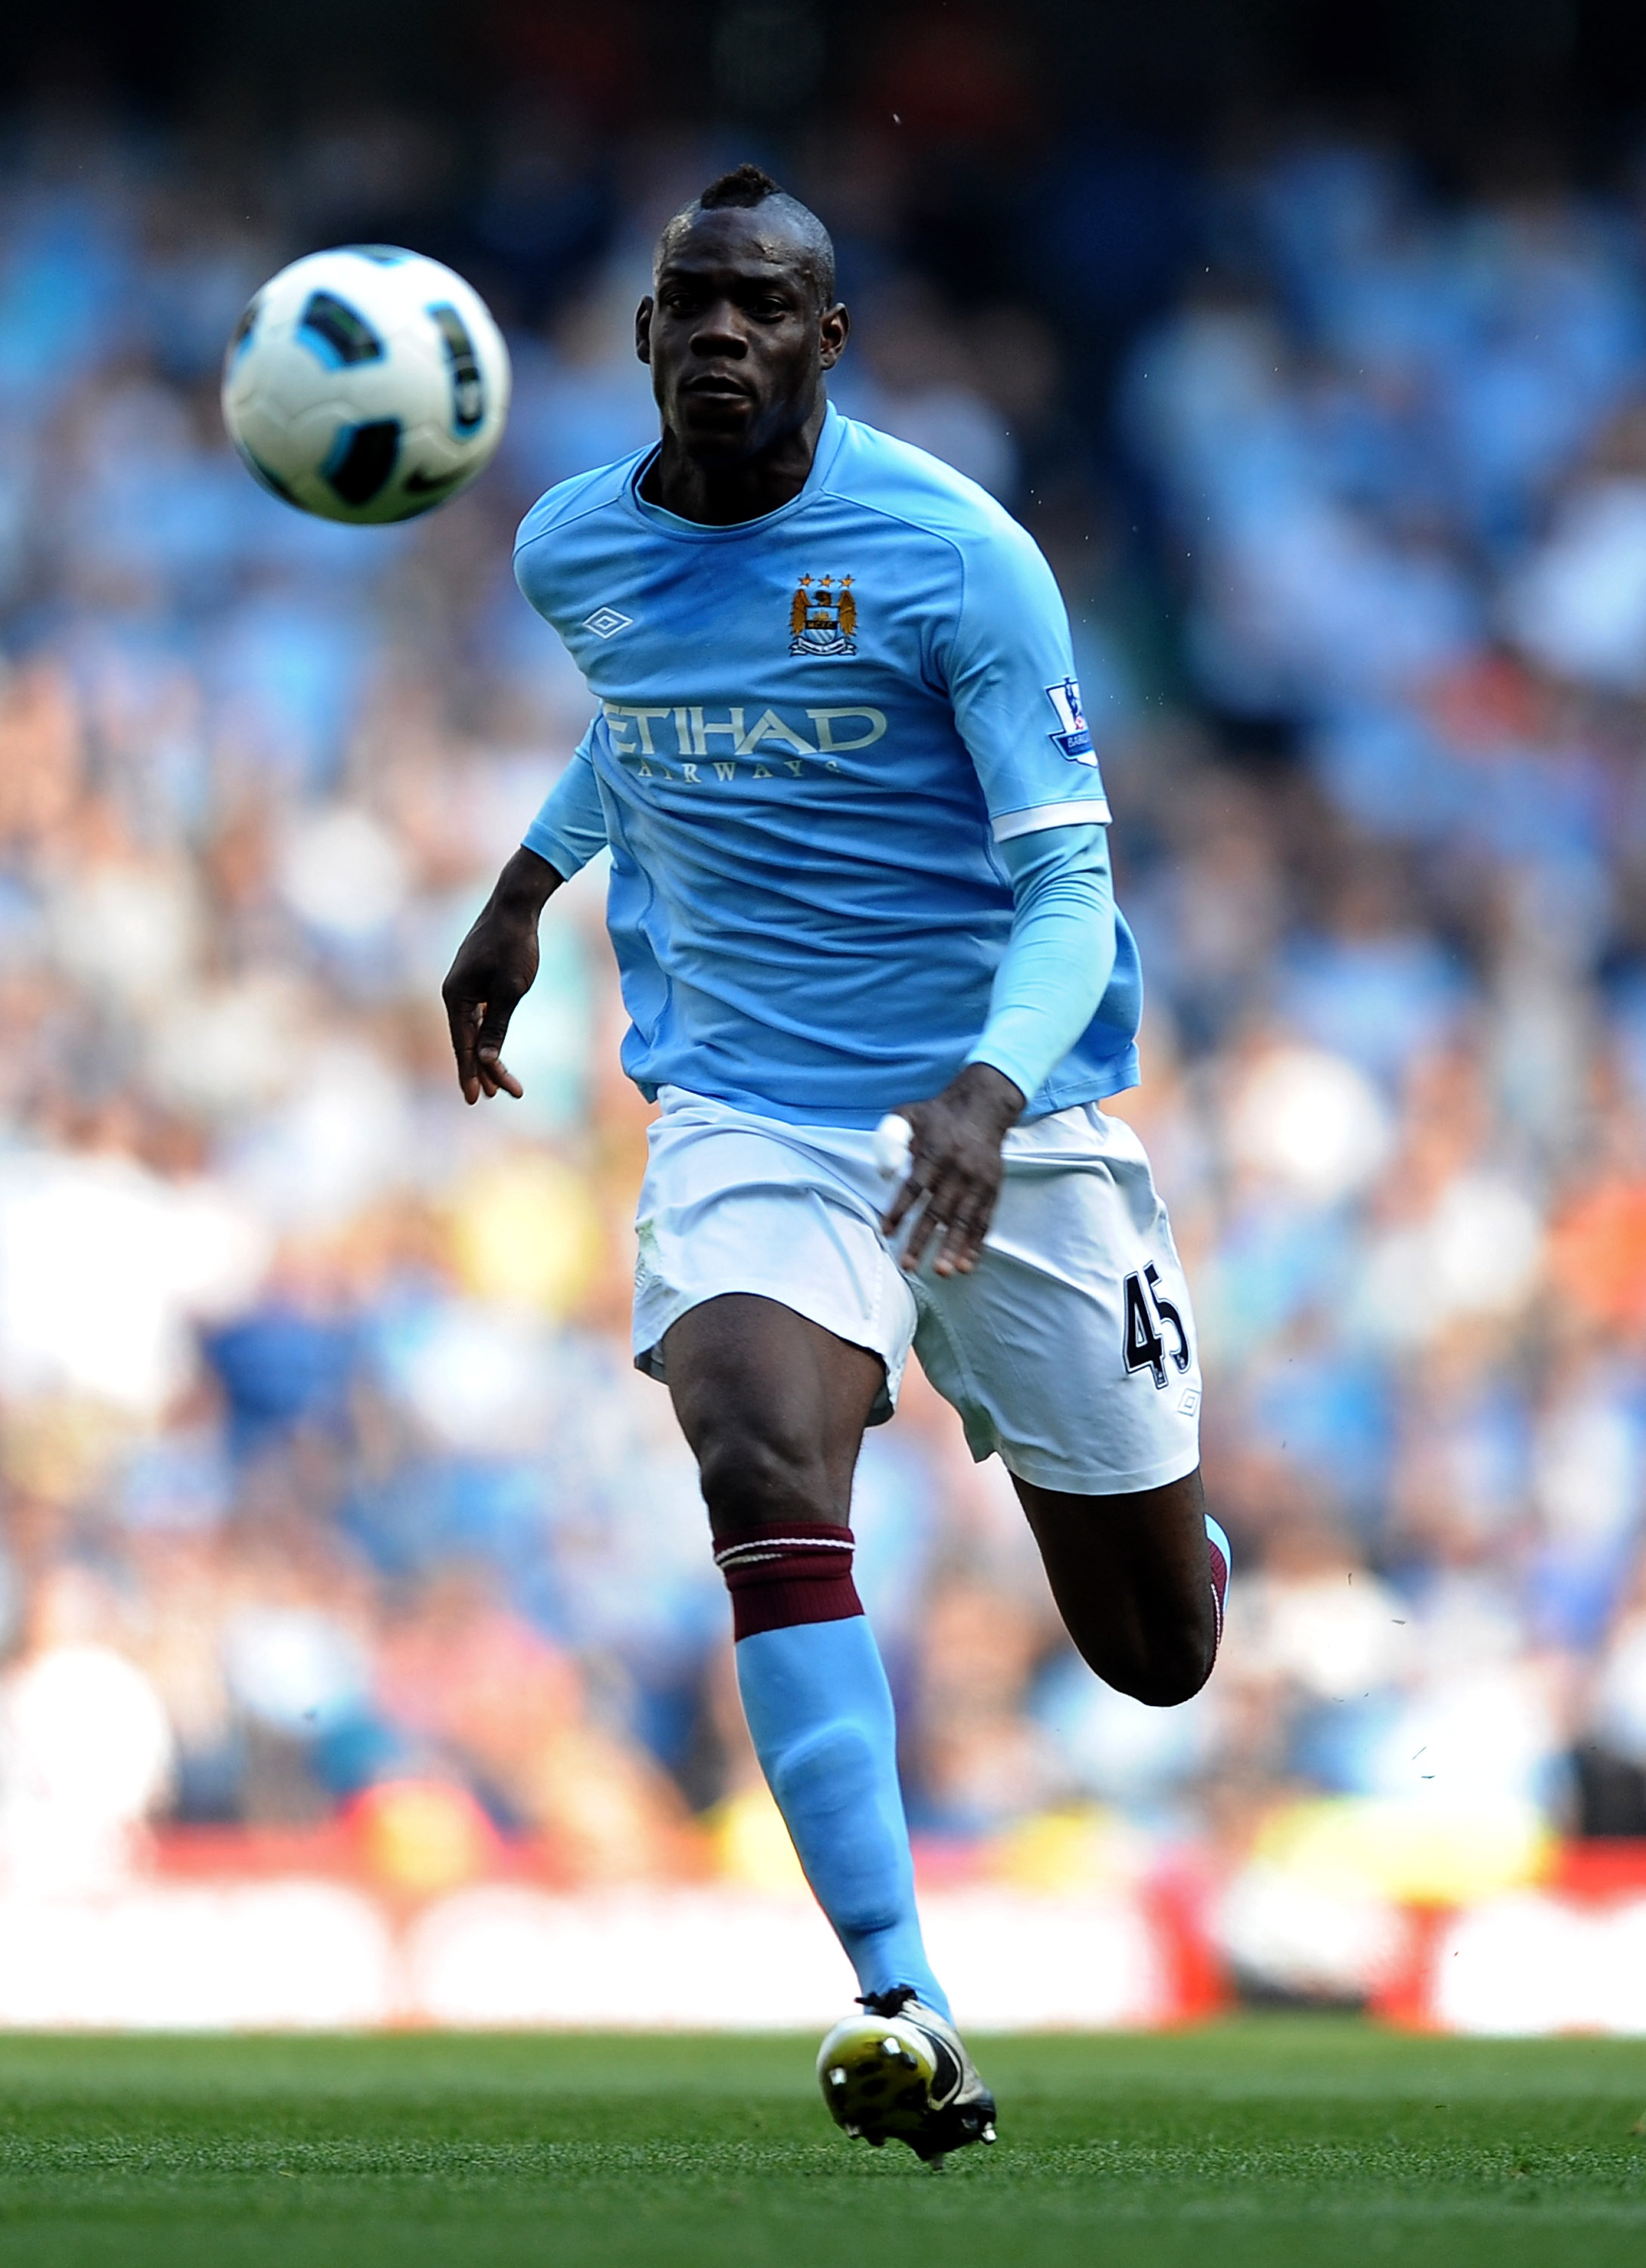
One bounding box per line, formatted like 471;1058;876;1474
444;164;1229;2164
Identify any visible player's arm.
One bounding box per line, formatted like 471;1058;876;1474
884;514;1118;1274
442;749;609;1104
883;823;1116;1275
964;821;1116;1102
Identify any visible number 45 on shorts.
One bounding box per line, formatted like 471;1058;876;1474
1122;1263;1192;1390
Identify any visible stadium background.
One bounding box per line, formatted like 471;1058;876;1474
4;0;1646;2028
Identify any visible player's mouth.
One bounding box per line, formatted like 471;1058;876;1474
682;373;754;401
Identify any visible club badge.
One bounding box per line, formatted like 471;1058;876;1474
789;574;857;656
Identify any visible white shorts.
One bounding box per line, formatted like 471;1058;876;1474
632;1086;1201;1496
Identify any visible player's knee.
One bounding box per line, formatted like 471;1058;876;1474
1103;1616;1217;1709
695;1418;835;1531
1124;1657;1212;1709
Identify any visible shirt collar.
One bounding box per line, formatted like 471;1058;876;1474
626;401;845;539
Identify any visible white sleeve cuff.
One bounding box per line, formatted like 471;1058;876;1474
990;798;1111;842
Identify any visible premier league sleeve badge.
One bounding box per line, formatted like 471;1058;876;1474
1045;677;1096;764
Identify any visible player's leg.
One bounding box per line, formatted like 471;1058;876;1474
912;1104;1231;1706
663;1290;950;2017
1011;1464;1224;1706
639;1111;996;2158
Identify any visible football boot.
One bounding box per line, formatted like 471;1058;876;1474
815;1987;997;2167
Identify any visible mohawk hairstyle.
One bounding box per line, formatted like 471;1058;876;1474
699;162;785;209
656;163;838;306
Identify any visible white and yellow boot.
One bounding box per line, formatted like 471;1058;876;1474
816;1988;997;2167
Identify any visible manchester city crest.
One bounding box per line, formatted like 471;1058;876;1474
789;574;857;656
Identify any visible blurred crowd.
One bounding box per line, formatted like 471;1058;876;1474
3;95;1646;1994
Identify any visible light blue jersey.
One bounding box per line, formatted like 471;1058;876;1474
515;404;1142;1126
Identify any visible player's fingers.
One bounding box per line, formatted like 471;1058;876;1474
919;1173;980;1272
476;1046;524;1101
445;996;484;1104
880;1116;931;1235
897;1194;941;1270
932;1203;990;1276
474;996;524;1101
911;1167;998;1275
897;1159;971;1270
882;1169;925;1237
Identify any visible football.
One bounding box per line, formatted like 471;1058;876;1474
222;246;511;524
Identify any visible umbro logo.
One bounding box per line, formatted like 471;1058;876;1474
584;607;634;640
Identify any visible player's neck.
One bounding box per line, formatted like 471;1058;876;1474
643;401;826;526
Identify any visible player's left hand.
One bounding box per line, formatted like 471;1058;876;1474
881;1063;1025;1277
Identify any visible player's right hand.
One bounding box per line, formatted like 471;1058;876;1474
441;846;560;1105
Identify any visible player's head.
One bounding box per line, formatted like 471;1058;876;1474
639;163;848;465
656;164;838;308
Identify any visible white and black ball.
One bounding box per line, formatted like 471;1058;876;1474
222;246;511;524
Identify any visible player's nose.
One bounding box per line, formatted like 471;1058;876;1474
688;302;750;355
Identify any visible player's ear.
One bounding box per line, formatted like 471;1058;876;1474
819;302;849;372
636;298;654;365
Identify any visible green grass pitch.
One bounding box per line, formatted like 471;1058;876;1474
2;2021;1645;2266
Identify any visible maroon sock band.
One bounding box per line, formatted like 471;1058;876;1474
1207;1530;1229;1652
713;1520;863;1641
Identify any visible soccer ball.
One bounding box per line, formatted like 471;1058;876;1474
222;246;512;524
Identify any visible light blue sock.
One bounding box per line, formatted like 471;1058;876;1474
735;1616;950;2020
